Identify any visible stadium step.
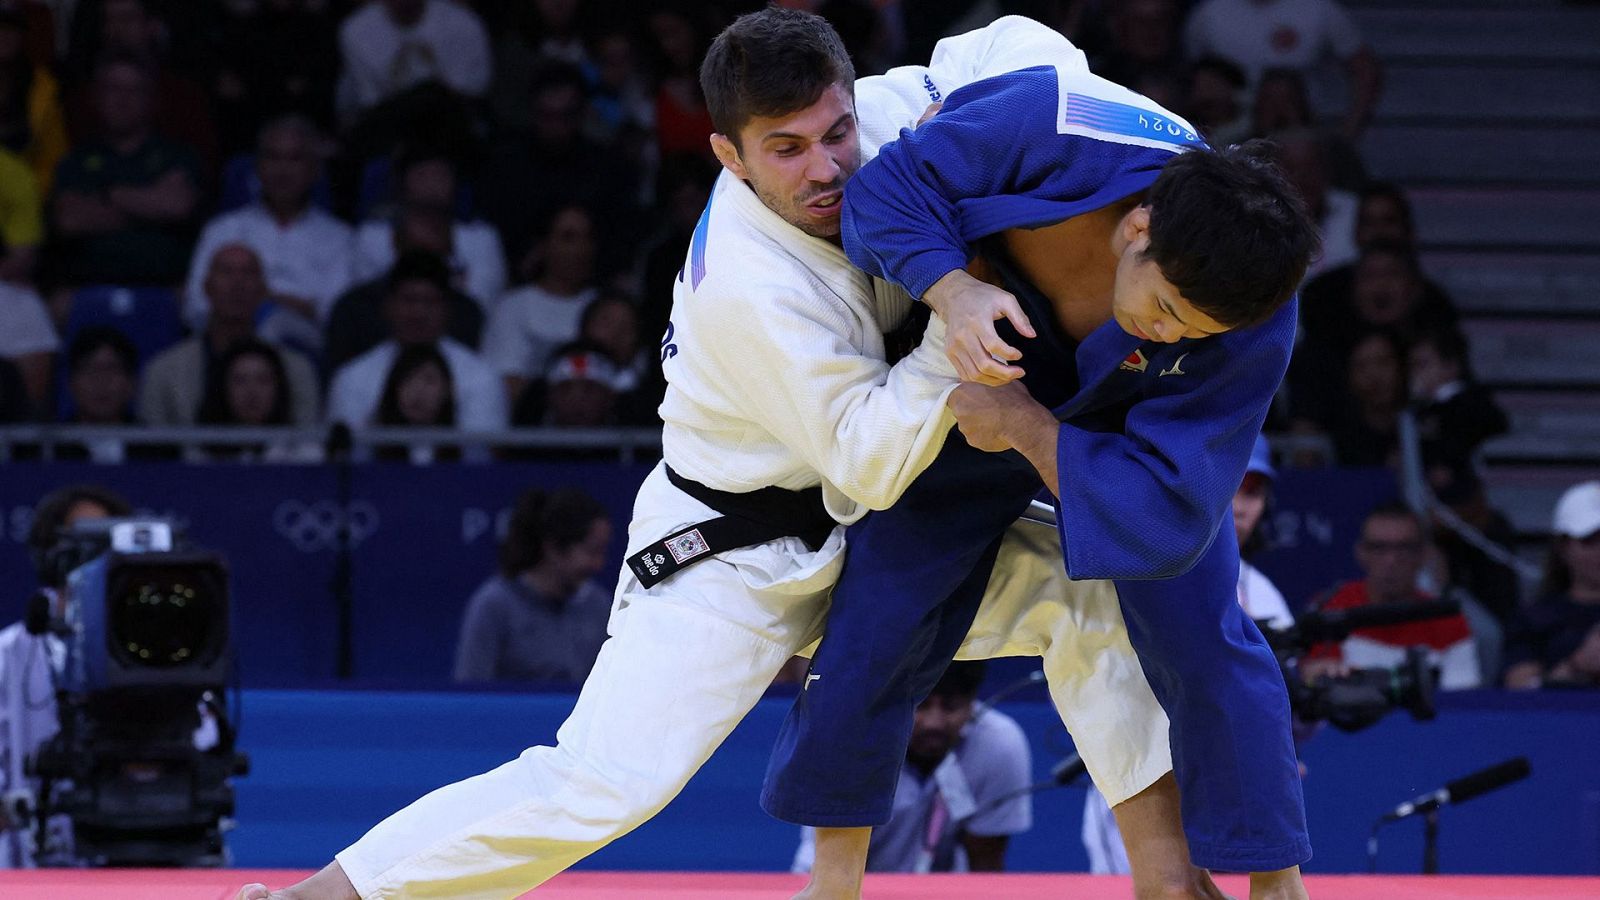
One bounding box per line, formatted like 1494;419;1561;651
1423;252;1600;316
1363;124;1600;187
1376;61;1600;124
1483;464;1600;535
1483;389;1600;462
1410;187;1600;251
1463;316;1600;387
1354;8;1600;63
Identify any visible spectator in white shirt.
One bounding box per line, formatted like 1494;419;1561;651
0;281;59;412
337;0;491;123
351;149;506;310
328;251;505;434
484;202;599;404
1184;0;1382;140
184;115;354;326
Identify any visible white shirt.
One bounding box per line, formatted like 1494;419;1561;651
351;218;507;311
1239;560;1296;631
185;204;356;324
1306;188;1359;282
1341;635;1483;690
0;620;64;867
338;0;491;117
0;282;58;357
1184;0;1365;83
327;338;507;432
794;707;1032;873
482;284;598;380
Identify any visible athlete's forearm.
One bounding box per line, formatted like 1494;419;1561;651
1003;403;1060;498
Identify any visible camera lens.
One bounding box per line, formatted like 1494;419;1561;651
108;567;222;669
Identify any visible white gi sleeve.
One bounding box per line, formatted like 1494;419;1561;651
703;281;957;511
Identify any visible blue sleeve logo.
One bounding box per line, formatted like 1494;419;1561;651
1062;94;1201;146
661;322;678;363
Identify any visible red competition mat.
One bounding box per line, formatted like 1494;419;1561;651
1;871;1599;900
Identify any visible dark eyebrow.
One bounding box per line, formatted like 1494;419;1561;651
761;113;853;145
1158;297;1187;325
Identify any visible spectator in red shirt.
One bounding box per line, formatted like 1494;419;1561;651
1306;503;1483;689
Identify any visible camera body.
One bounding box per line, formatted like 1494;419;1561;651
1263;601;1455;733
27;518;247;867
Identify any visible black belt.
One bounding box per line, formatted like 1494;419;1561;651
626;466;837;588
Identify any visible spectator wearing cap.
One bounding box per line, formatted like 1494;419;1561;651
326;251;505;433
1305;503;1483;689
1503;482;1600;690
538;343;618;429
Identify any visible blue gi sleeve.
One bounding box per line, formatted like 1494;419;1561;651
1055;301;1297;581
842;66;1178;299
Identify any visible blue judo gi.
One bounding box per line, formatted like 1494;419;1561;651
760;64;1311;872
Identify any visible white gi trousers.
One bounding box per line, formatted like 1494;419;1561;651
336;465;1170;899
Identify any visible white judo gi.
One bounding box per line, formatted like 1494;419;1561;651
334;18;1170;899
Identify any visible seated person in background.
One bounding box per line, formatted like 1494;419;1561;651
194;338;321;463
2;484;132;867
351;148;506;310
56;325;158;463
0;145;42;282
183;115;354;326
372;342;459;464
792;661;1030;875
327;251;505;433
324;221;483;371
1504;481;1600;690
1270;129;1356;280
1298;183;1456;337
49;54;200;287
1184;56;1249;147
575;291;661;425
1305;503;1483;689
453;487;612;684
142;243;320;426
483;201;600;403
1409;324;1508;476
0;279;58;411
535;343;618;429
1081;434;1295;874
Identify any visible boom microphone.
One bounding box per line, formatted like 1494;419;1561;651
1381;757;1531;822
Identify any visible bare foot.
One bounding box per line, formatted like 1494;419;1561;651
791;882;861;900
1193;867;1236;900
233;861;360;900
1249;866;1309;900
232;886;276;900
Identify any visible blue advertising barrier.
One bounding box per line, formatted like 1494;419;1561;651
0;462;1398;686
229;687;1600;875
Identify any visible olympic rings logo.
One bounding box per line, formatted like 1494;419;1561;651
271;500;381;553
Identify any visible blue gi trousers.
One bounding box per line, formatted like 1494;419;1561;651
761;269;1310;871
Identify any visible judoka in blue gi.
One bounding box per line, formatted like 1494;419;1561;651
763;44;1321;900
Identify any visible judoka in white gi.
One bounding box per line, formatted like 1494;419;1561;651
236;14;1177;900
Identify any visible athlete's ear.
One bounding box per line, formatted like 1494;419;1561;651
1123;205;1152;245
710;133;748;180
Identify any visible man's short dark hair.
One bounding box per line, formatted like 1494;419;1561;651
1363;501;1424;536
1360;181;1415;231
929;660;986;700
1143;139;1319;329
699;7;854;146
386;249;452;296
67;325;138;375
27;484;133;578
499;487;609;576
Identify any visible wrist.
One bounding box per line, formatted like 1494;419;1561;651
921;268;969;317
